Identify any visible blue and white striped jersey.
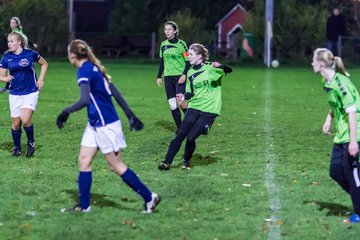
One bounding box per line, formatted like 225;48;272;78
0;49;40;95
77;61;119;127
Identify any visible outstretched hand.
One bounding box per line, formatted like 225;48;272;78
56;111;70;129
129;115;144;131
211;61;221;67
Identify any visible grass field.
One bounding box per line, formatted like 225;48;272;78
0;61;360;240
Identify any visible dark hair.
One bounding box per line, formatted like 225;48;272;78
164;21;179;37
68;39;111;81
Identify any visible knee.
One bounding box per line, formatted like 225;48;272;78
175;129;188;140
168;98;177;110
186;136;196;143
78;156;92;172
12;119;21;129
329;164;342;181
108;161;127;175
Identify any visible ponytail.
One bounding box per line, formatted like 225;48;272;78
68;39;111;82
333;56;350;77
313;48;350;77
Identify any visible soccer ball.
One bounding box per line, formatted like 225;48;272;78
271;60;279;68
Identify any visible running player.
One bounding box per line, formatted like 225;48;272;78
0;31;48;157
158;43;232;170
156;21;190;133
57;39;160;213
312;48;360;223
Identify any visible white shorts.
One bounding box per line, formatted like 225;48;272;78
81;120;127;154
9;91;39;117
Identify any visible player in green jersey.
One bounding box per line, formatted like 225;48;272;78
158;43;232;170
156;21;190;133
9;17;37;50
312;48;360;224
1;17;37;92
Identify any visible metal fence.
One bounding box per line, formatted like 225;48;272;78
75;32;157;59
339;36;360;62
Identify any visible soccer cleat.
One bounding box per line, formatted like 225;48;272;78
26;142;36;157
181;160;191;170
11;146;21;157
343;213;360;223
143;193;161;214
60;204;91;213
158;162;170;171
0;87;8;92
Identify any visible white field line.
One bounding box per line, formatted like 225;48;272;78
264;72;282;239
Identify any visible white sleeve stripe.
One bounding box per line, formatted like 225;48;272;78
353;168;360;187
77;77;89;84
345;105;357;113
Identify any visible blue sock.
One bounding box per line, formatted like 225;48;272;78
23;125;34;143
78;171;92;209
11;128;21;148
121;168;152;202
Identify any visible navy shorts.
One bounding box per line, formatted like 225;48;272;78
164;75;186;100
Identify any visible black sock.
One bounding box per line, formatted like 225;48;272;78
11;128;21;148
24;125;34;143
171;108;182;130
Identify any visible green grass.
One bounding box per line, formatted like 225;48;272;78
0;61;360;239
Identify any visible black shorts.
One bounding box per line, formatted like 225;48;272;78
180;108;217;137
164;75;186;100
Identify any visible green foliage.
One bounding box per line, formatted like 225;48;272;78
243;0;360;60
158;8;208;45
108;0;152;33
244;0;328;60
242;0;265;59
0;0;68;53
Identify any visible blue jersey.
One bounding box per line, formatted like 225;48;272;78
0;49;40;95
77;61;119;127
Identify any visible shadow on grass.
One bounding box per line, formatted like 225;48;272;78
173;153;218;168
304;200;351;216
155;120;176;132
0;141;42;152
62;189;136;211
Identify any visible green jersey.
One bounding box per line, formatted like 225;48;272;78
159;38;188;77
12;28;23;34
186;62;225;115
323;72;360;143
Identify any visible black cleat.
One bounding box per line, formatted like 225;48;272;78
11;146;21;157
26;142;36;157
158;162;170;171
181;160;191;170
0;87;8;93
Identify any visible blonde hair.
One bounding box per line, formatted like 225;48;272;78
11;17;22;31
68;39;110;82
189;43;209;61
313;48;349;76
164;21;179;37
8;31;28;49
